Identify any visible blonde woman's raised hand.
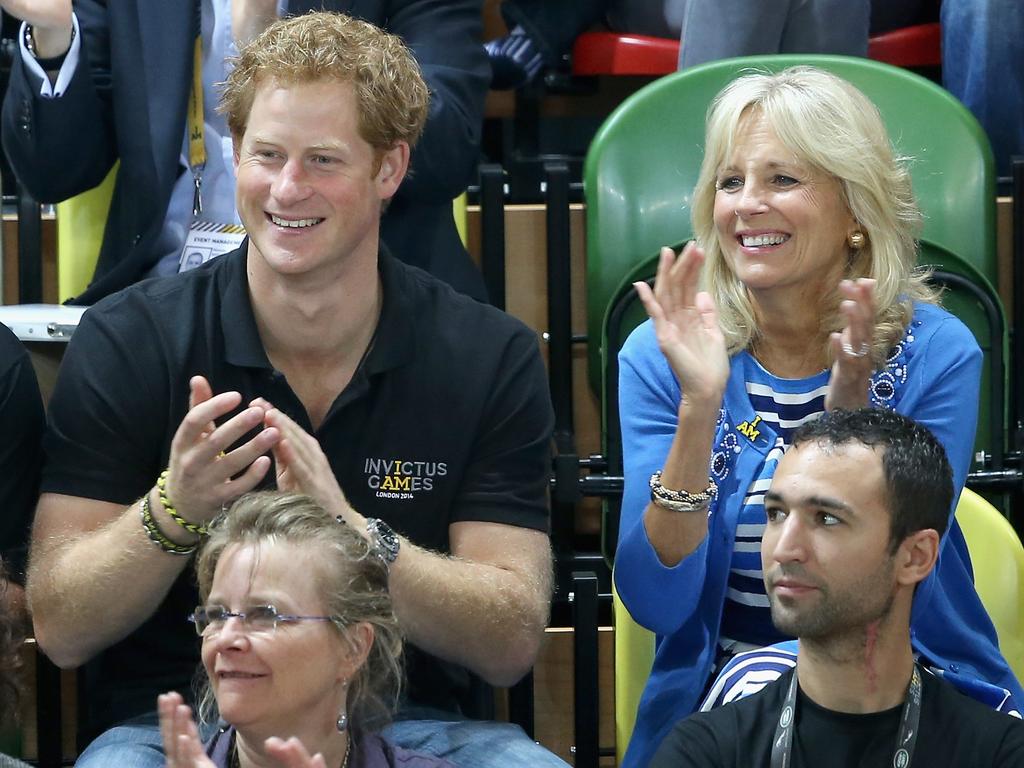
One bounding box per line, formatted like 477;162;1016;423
1;0;73;58
159;693;217;768
825;278;877;411
634;243;730;407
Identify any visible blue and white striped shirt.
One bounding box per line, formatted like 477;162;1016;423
719;353;829;650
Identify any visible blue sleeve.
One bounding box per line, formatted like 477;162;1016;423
898;307;1024;701
896;309;982;505
613;320;714;635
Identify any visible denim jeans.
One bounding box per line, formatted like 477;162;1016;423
73;711;570;767
677;0;870;68
382;710;570;768
74;717;163;768
73;714;217;768
942;0;1024;177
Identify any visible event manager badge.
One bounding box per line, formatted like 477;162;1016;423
179;220;247;272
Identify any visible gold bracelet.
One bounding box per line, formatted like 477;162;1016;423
140;494;197;556
157;470;209;537
649;470;717;513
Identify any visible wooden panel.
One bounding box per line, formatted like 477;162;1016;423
467;203;603;535
18;640;77;762
532;627;616;766
2;213;59;305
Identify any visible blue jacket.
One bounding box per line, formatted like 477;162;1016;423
615;302;1021;768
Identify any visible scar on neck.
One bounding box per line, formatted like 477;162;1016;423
863;619;881;694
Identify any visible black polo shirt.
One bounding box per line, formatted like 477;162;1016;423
0;322;44;584
42;244;554;739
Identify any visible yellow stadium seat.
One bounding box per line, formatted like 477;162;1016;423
55;165;117;302
956;488;1024;684
613;580;654;764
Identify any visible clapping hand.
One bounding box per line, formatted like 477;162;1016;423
264;738;330;768
634;243;730;408
825;278;877;411
159;692;330;768
251;402;356;525
162;376;280;526
159;693;216;768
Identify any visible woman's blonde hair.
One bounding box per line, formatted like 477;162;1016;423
691;65;937;361
194;492;402;732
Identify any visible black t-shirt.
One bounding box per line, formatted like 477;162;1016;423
0;322;44;583
42;245;554;739
652;668;1024;767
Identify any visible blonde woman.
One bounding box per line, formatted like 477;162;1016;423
614;66;1019;767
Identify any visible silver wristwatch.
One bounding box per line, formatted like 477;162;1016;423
365;518;400;566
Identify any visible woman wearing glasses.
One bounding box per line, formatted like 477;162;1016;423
158;492;451;768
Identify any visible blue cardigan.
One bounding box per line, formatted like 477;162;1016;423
615;302;1021;768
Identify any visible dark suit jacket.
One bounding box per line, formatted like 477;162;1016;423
1;0;489;303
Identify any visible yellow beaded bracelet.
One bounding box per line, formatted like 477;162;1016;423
140;494;197;556
157;469;209;537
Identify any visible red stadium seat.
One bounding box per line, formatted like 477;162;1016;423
570;22;941;76
867;22;941;68
571;31;679;76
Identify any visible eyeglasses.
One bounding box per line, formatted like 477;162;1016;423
188;604;337;636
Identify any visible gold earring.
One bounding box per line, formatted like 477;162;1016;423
848;231;866;250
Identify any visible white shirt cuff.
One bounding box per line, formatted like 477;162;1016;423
20;14;82;98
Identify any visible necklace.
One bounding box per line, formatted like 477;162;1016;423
230;736;353;768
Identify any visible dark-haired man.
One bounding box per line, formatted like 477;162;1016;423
652;408;1024;767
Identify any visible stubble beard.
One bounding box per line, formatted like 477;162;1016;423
768;559;898;652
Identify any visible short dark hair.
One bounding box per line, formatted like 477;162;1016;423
790;408;952;551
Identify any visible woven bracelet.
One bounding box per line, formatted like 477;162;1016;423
157;469;209;537
140;494;197;556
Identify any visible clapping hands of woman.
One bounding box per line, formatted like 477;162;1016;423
825;278;877;411
634;243;730;409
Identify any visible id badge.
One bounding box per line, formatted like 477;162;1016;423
179;219;247;272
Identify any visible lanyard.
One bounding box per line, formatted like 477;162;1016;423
187;1;206;216
769;665;922;768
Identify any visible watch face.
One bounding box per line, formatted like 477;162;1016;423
368;519;399;563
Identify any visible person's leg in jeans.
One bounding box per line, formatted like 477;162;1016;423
605;0;685;39
74;712;216;767
942;0;1024;177
73;723;164;768
678;0;792;69
676;0;869;70
382;712;571;767
779;0;870;56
